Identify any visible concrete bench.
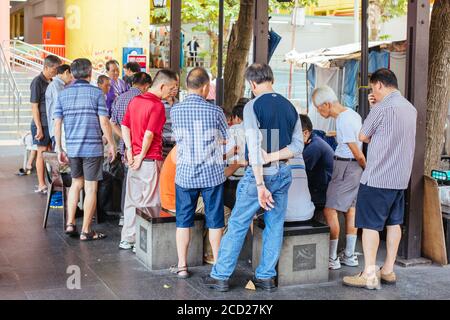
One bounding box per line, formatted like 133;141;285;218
252;217;330;287
135;207;205;270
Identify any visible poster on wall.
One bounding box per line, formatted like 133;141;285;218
122;47;144;74
128;54;147;72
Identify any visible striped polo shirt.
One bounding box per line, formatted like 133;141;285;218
360;91;417;190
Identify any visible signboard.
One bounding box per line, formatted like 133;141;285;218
122;47;144;75
127;54;147;72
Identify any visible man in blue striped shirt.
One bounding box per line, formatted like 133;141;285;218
54;58;116;241
343;69;417;289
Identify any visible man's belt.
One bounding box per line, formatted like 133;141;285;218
333;156;357;162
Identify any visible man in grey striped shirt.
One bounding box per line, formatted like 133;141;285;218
343;69;417;290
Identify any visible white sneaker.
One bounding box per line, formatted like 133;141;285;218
329;256;341;270
339;252;359;267
132;246;136;253
118;216;124;227
119;241;134;250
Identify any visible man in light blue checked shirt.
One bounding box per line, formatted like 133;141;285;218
171;67;228;278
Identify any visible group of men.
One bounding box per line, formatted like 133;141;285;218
31;53;417;292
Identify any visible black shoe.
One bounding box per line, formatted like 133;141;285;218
202;276;229;292
252;277;277;292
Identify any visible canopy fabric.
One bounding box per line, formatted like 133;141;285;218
285;40;397;68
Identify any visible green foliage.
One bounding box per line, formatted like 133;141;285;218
375;0;408;22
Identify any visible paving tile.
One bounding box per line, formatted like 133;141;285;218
25;284;119;300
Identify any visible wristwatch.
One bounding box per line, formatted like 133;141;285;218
256;182;265;188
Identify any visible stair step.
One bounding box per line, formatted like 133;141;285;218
0;131;22;140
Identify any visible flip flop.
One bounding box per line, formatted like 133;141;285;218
80;230;107;241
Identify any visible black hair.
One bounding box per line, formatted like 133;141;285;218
300;114;313;132
57;64;71;75
71;58;93;80
132;72;152;86
244;63;274;84
125;62;141;73
186;67;209;90
105;59;119;72
152;69;178;88
44;55;62;68
232;104;244;121
369;68;398;89
97;75;110;85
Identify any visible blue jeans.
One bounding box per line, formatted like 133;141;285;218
211;165;292;280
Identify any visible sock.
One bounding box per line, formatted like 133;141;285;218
330;239;338;260
345;235;358;257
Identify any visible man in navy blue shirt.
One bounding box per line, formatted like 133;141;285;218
300;114;334;209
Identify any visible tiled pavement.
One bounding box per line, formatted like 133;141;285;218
1;146;450;300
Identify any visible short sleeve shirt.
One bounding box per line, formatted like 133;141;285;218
53;80;109;158
30;73;51;127
334;108;363;158
121;92;166;161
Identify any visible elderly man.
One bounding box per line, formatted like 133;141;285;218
30;55;62;194
45;64;73;148
119;69;178;250
312;86;366;270
204;63;303;292
54;58;116;241
105;60;128;114
170;67;228;278
111;72;152;228
343;69;417;290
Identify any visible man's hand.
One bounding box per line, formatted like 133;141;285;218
257;185;275;211
107;144;116;163
126;148;134;166
261;150;273;165
35;127;44;141
131;154;144;171
368;93;377;107
57;150;69;165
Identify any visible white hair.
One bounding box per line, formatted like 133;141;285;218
312;86;339;107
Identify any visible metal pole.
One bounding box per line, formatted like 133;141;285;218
358;0;369;120
216;0;224;107
399;0;430;262
253;0;269;64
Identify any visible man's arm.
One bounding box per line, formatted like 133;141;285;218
131;130;154;170
348;142;366;169
244;103;274;210
263;118;304;163
110;100;123;138
100;116;116;162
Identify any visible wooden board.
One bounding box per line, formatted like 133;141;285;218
422;175;448;265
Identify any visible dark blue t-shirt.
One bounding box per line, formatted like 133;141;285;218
303;133;334;207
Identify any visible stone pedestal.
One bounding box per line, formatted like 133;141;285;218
135;207;204;270
253;218;330;287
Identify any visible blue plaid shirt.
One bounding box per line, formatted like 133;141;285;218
54;80;109;158
111;87;141;155
171;94;228;189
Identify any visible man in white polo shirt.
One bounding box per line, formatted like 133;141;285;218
312;86;366;270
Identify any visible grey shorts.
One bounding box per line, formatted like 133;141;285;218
325;160;363;212
69;157;104;181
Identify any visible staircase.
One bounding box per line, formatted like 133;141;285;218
0;70;34;142
0;40;105;144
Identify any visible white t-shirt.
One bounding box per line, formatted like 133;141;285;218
285;156;315;222
334;108;362;159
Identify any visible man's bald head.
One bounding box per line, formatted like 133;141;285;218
186;67;210;90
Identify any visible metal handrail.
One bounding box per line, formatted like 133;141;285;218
9;39;105;80
0;42;22;134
